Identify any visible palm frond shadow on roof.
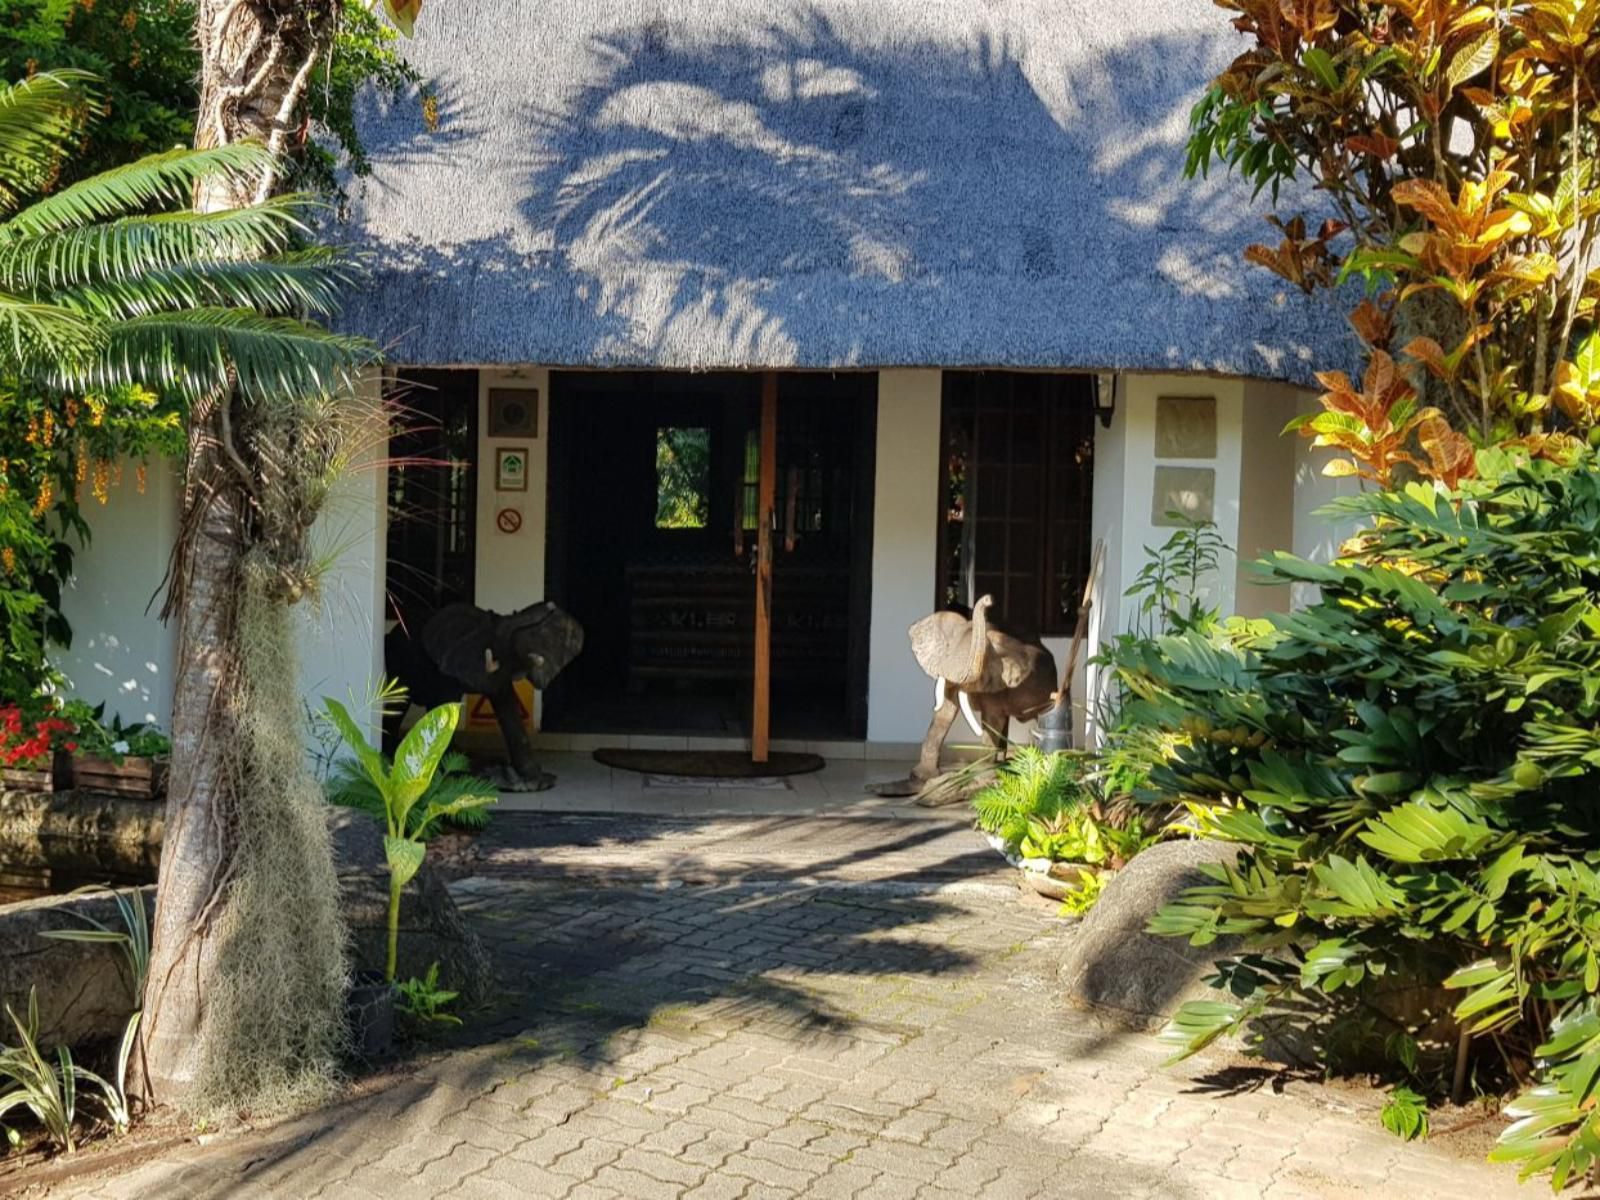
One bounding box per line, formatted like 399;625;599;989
335;1;1353;383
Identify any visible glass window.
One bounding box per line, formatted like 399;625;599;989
655;426;711;528
937;373;1096;635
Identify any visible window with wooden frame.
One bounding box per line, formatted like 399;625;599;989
936;372;1096;636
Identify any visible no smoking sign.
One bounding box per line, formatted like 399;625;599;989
495;507;523;534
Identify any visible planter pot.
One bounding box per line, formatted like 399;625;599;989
346;969;397;1061
1;766;55;794
70;755;168;800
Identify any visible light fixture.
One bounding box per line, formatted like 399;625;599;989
1093;374;1118;429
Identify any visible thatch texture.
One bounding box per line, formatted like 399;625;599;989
338;1;1350;383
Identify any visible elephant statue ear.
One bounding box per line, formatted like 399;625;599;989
908;610;975;684
507;602;585;690
420;603;499;692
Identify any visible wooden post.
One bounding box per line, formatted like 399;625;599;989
752;372;777;762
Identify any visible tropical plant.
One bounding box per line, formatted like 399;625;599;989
322;698;494;981
0;988;131;1152
328;749;494;834
1132;452;1600;1187
395;962;461;1028
972;747;1086;850
60;702;171;763
39;887;151;1135
1123;516;1231;641
1189;0;1600;451
972;746;1156;871
142;0;421;1111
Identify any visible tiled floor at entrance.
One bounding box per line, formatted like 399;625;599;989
496;752;960;822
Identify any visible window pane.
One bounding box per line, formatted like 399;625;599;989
655;426;711;528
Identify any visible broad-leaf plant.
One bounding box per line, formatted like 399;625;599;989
1156;0;1600;1187
323;698;495;981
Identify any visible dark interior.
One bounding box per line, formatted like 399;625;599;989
544;371;877;739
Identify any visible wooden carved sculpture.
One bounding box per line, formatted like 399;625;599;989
387;601;584;790
907;595;1056;780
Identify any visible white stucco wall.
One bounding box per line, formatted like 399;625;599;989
56;459;181;726
1235;381;1303;618
474;368;550;612
472;367;551;723
59;381;389;743
296;376;389;739
865;370;944;744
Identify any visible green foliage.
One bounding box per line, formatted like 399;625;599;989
654;426;710;529
328;749;493;834
59;701;170;762
396;961;461;1028
1123;516;1230;641
1;1;429;205
0;987;129;1152
971;746;1084;850
1056;869;1106;918
1381;1085;1430;1142
1133;453;1600;1185
323;697;495;980
0;70;372;697
0;0;196;187
972;746;1157;877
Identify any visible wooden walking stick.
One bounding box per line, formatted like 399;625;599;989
1035;539;1105;753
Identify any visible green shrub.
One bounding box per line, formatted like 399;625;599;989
1132;454;1600;1187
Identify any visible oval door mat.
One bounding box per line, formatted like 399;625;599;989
592;748;826;778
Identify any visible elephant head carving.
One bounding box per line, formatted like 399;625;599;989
421;601;584;695
397;600;584;791
905;596;1057;780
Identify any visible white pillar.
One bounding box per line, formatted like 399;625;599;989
865;369;943;744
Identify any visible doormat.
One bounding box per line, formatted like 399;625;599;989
643;774;791;791
593;748;825;778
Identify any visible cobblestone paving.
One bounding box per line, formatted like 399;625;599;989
39;818;1524;1200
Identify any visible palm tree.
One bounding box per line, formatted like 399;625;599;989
0;70;369;401
2;67;376;1110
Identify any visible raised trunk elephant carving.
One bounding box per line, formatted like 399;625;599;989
907;595;1057;780
386;600;584;791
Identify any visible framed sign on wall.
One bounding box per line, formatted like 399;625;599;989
495;446;529;492
488;387;539;437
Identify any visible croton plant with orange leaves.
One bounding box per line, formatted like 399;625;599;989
1188;0;1600;487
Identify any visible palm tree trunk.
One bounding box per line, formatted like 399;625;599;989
139;0;338;1106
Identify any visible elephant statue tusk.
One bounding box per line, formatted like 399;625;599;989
484;647;500;675
958;690;985;741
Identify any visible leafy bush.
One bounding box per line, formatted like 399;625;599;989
1135;454;1600;1186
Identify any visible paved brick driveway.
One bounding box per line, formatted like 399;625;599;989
39;815;1524;1200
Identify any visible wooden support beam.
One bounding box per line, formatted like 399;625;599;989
752;372;777;763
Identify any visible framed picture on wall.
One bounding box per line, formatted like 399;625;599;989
495;446;529;492
488;387;539;437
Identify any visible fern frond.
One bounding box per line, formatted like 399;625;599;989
0;198;310;293
52;249;354;322
57;307;375;402
2;143;277;237
0;72;97;215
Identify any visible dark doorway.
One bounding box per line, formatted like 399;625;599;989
383;368;479;637
545;371;876;739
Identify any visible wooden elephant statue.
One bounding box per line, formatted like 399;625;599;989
386;600;583;790
907;595;1056;780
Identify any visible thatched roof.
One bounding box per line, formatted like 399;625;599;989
337;1;1350;384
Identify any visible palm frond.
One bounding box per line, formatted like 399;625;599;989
3;142;279;238
52;248;356;322
0;197;311;293
0;71;98;215
58;308;375;403
0;291;101;373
